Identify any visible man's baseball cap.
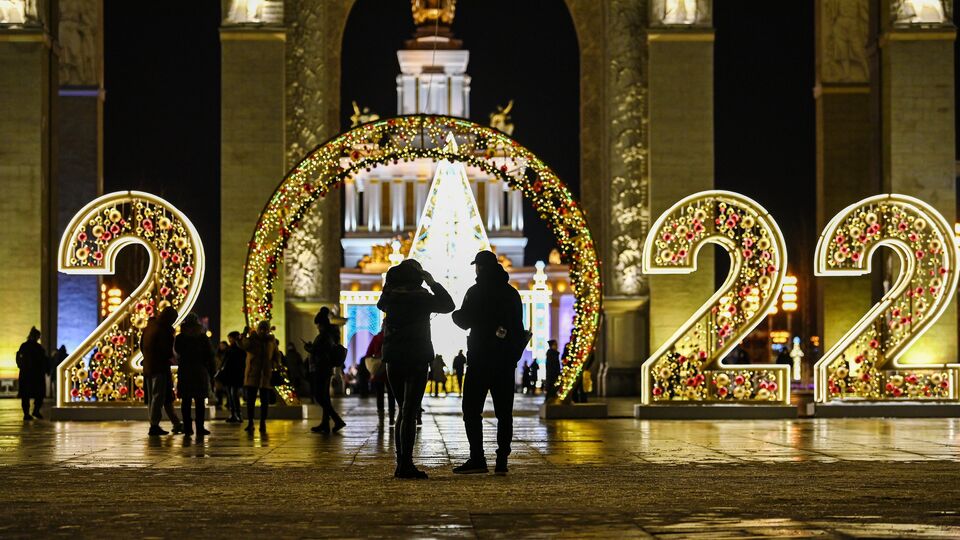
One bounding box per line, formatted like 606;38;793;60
470;250;498;266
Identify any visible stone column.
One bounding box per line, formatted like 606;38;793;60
877;0;956;363
56;0;102;355
814;0;877;356
282;0;353;344
646;2;714;378
0;2;56;379
219;3;287;343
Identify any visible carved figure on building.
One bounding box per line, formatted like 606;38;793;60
349;101;380;128
285;211;325;299
489;100;515;136
411;0;455;25
893;0;948;24
0;0;41;25
59;0;98;86
651;0;711;26
823;0;868;83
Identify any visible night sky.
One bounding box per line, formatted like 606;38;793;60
103;1;818;334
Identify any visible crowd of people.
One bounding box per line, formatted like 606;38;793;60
16;249;567;480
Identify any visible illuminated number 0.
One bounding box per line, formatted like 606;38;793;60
814;194;959;402
641;191;790;404
56;191;205;406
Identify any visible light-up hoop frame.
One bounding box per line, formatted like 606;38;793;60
245;115;601;400
814;194;959;403
641;191;790;405
57;191;205;406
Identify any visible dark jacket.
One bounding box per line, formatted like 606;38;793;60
306;323;341;376
220;344;246;387
453;352;466;376
545;349;561;382
17;340;47;399
452;265;525;366
377;281;454;366
175;330;215;400
141;318;175;378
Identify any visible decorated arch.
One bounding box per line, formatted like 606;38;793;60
244;115;601;400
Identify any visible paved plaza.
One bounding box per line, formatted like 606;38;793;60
1;396;959;539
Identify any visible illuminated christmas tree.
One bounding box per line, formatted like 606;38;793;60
409;134;491;359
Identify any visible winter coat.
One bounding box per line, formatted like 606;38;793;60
17;340;47;399
175;330;215;400
242;332;281;389
220;344;247;387
453;352;466;376
377;281;454;366
430;357;447;383
141;318;175;377
452;264;525;366
306;324;340;376
545;349;561;382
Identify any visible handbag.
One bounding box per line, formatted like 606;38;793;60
364;355;383;377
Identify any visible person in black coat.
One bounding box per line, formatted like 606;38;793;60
306;307;346;434
174;313;215;436
377;259;454;479
451;250;526;476
544;340;561;399
218;331;247;423
452;350;466;396
17;327;48;421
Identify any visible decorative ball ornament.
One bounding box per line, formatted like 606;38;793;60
814;194;960;403
244;115;601;401
641;191;790;405
56;191;205;407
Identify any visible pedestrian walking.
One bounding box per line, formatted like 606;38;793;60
174;313;215;437
141;307;184;436
520;361;531;395
451;250;528;476
544;340;561;399
17;327;48;421
452;350;466;396
528;360;540;394
377;259;454;479
241;321;281;434
364;330;395;426
430;354;447;397
306;307;347;434
216;331;246;423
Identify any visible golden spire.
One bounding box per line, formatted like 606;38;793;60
411;0;456;26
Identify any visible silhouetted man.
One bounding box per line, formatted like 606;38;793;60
141;307;183;436
452;350;466;396
452;250;527;476
17;327;48;421
544;340;561;399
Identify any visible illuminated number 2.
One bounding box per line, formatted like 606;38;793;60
814;194;959;402
641;191;790;405
56;191;205;406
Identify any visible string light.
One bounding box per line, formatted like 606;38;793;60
814;194;959;402
243;115;601;401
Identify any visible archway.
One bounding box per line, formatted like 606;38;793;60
244;115;600;400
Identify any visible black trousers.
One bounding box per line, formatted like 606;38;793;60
225;385;242;419
462;365;514;462
387;361;428;464
181;396;205;431
21;397;42;415
244;387;270;425
372;379;395;419
314;372;343;428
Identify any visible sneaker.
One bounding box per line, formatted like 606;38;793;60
494;461;509;476
148;426;168;436
171;423;184;435
332;421;346;433
396;463;428;479
196;427;211;436
311;424;330;434
452;459;489;474
32;412;43;419
22;414;32;422
225;416;240;424
183;427;194;437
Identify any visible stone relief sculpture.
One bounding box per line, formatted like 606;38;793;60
224;0;283;25
651;0;710;26
59;0;98;86
822;0;868;83
609;0;649;296
0;0;41;25
892;0;948;24
285;211;325;299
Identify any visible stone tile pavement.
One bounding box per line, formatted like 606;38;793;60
0;396;958;538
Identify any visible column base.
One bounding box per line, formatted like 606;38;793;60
634;404;797;419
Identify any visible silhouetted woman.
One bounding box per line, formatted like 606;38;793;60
174;313;215;436
307;307;346;434
377;259;454;479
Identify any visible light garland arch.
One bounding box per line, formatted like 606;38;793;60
244;115;601;401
